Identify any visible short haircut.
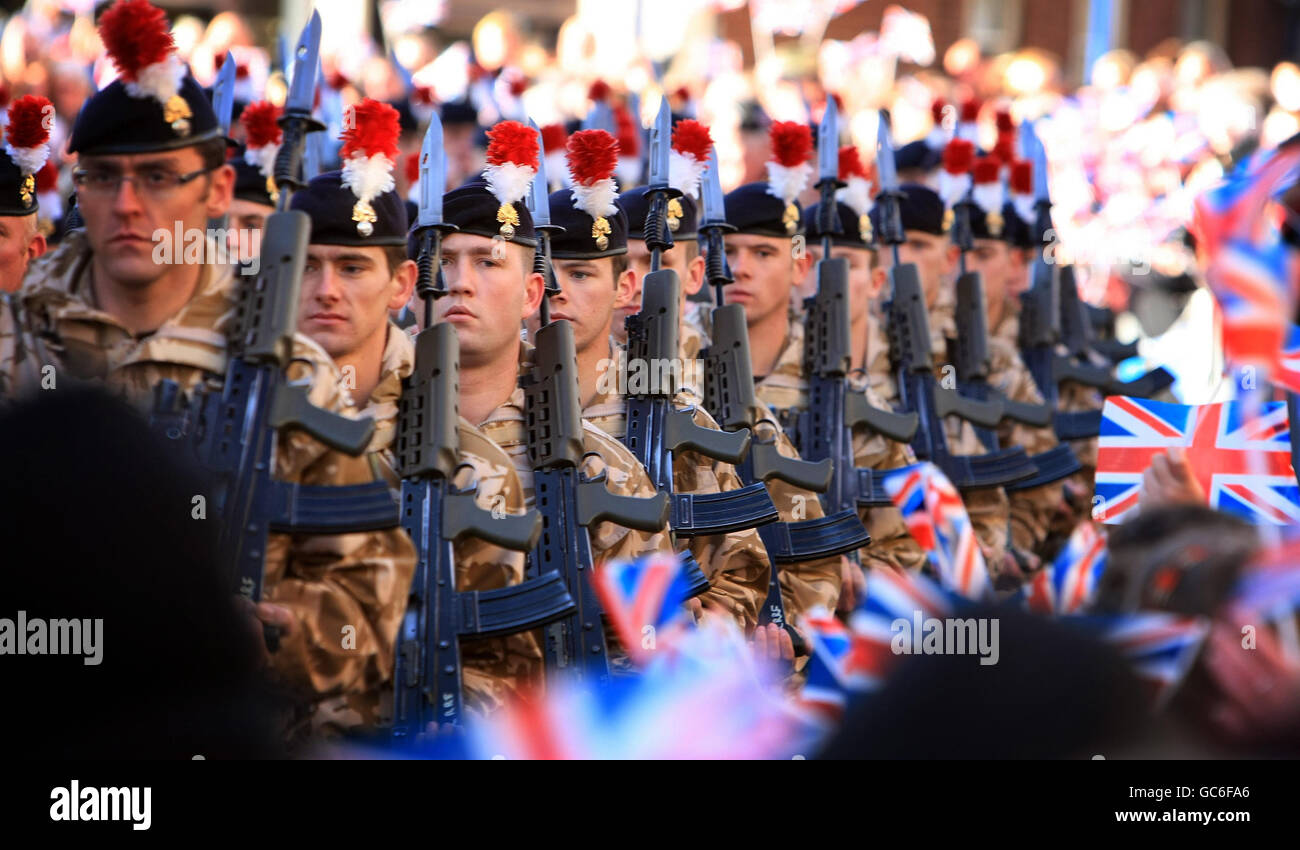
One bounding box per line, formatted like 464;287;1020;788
609;253;628;281
681;240;699;263
195;136;229;171
382;244;408;278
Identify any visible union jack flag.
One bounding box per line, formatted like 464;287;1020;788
591;552;694;665
1279;322;1300;395
800;610;864;716
882;462;991;599
1095;397;1300;525
846;567;957;690
1023;522;1109;614
1095;613;1210;709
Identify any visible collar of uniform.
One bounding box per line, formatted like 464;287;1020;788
356;321;415;453
477;340;531;436
20;231;233;377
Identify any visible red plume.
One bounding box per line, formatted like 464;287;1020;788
615;106;640;158
942;139;975;175
973;156;1001;184
98;0;175;81
413;85;436;106
587;79;611;102
829;92;844;112
673;86;691;103
838;145;868;181
236;62;250;80
340;99;401;161
5;96;52;149
992;130;1016;164
930;97;947;124
1010;159;1033;194
995;109;1015;133
671;119;712;162
566;129;619;185
240;101;282;149
959;98;981;124
486;119;540;168
541;123;567;154
769;121;812;168
508;76;528;98
35;159;59;193
327;69;351;91
0;81;10;108
405;151;420;184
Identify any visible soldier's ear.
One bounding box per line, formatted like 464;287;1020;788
868;261;887;300
388;258;417;311
202;163;235;220
683;252;706;296
792;244;813;280
522;265;545;320
614;266;636;310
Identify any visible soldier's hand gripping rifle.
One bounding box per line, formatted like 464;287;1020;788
875;111;1034;491
623;100;779;537
949;180;1081;492
522;120;679;684
783;99;920;517
152;13;397;652
391;116;574;736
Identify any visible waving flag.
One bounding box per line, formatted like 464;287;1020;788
1194;140;1300;386
1095;397;1299;525
591;552;694;664
882;463;991;599
1095;613;1210;709
1023;522;1109;614
800;609;863;716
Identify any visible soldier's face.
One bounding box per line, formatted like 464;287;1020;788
77;147;233;289
300;244;415;362
0;214;46;292
894;230;956;310
621;239;706;341
805;244;878;324
538;257;634;356
1007;247;1031;300
724;233;807;327
968;238;1013;330
436;233;543;365
226;198;273;262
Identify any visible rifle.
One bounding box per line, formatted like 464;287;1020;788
152;13;397;652
523;119;679;683
697;141;871;653
390;112;576;735
875;111;1035;491
1016;122;1170;443
949;185;1081;492
622;100;779;537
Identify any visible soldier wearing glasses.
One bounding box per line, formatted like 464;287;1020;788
0;0;415;746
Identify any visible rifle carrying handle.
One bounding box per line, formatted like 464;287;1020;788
666;407;750;463
442;490;543;551
749;439;832;492
271;383;376;457
845;392;920;442
577;476;670;533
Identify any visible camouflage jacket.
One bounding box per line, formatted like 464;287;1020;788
755;318;928;577
310;324;543;734
867;317;1013;571
583;344;774;629
3;232;416;711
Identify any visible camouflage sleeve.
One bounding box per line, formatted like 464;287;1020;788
455;425;543;716
263;336;416;702
990;341;1065;557
672;408;771;629
852;389;928;574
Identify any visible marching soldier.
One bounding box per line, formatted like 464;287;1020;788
536;126;772;631
288;100;540;726
1;1;413;731
866;182;1020;576
0;96;51;292
724;124;927;588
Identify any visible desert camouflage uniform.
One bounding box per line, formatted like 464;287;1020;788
309;324;544;734
995;309;1103;548
583;344;773;628
986;334;1067;559
868;300;1015;572
756;317;928;578
2;232;416;714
